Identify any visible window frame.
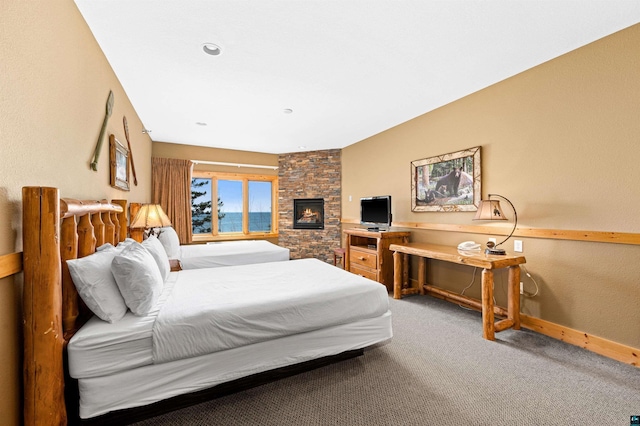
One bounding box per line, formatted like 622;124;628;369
191;171;279;242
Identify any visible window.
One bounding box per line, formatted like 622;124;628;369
191;171;278;239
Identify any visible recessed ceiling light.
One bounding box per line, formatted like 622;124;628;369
202;43;221;56
196;122;207;126
283;108;293;114
298;145;307;149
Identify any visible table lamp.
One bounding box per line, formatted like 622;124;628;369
473;194;517;255
130;204;172;238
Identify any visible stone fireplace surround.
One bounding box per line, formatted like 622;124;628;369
278;149;341;264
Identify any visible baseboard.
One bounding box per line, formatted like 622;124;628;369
519;314;639;367
418;285;639;368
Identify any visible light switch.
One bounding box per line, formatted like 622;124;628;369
514;240;523;252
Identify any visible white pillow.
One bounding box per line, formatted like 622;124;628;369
142;235;171;282
97;238;135;253
157;226;181;259
111;242;164;316
116;238;137;249
67;248;128;323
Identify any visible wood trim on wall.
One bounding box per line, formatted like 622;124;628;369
424;283;638;368
520;314;638;367
0;252;22;279
341;219;640;246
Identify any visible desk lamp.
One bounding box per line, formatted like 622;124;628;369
473;194;517;255
130;204;172;238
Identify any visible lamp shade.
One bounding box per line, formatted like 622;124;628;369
473;199;508;221
130;204;172;229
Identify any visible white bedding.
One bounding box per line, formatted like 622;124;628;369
77;312;391;419
67;274;178;379
153;258;389;363
68;258;389;380
178;240;289;269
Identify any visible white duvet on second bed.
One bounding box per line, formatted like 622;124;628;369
68;258;389;379
179;240;290;269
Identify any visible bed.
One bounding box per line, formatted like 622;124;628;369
152;226;290;269
22;187;392;424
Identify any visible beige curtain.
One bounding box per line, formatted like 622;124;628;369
151;157;193;244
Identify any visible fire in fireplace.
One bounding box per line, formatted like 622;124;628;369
293;198;324;229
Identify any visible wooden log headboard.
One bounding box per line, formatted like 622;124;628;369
22;187;128;425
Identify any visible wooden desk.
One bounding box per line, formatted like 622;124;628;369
390;242;526;341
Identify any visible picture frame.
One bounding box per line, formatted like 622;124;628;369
109;134;130;191
411;146;481;212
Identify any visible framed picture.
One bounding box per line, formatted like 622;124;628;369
411;146;481;212
109;134;130;191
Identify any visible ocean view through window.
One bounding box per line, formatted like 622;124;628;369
191;171;278;238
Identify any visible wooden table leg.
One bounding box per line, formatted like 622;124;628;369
481;268;495;340
402;253;409;291
508;265;521;330
418;257;426;295
393;251;402;299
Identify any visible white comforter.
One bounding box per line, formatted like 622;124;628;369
152;258;389;364
179;240;290;269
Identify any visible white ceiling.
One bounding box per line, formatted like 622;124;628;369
74;1;640;154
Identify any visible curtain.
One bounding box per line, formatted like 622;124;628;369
151;157;193;244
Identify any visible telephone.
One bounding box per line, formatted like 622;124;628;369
457;241;481;251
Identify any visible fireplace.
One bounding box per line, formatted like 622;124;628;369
293;198;324;229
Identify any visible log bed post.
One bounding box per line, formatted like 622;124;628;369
91;210;105;247
129;202;144;242
23;186;67;425
23;189;127;425
101;209;116;246
112;199;128;242
60;215;79;334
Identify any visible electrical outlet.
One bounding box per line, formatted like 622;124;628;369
488;237;497;244
520;282;524;294
514;240;523;252
348;195;352;202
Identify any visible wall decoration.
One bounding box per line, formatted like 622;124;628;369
109;134;130;191
123;116;138;186
90;90;114;171
411;146;481;212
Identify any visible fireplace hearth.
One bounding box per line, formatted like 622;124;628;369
293;198;324;229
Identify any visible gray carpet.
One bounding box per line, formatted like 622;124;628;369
132;295;640;425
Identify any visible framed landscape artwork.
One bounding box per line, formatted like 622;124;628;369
411;146;481;212
109;134;130;191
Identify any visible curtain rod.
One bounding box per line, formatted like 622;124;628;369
191;160;279;170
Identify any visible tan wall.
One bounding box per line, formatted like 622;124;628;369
0;2;152;424
343;24;640;349
152;141;279;175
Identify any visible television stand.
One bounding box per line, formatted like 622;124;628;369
343;228;410;291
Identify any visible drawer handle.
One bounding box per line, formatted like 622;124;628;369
358;256;365;261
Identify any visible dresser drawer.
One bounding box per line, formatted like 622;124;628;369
349;263;378;281
350;248;377;269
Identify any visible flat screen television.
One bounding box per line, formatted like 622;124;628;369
360;196;392;231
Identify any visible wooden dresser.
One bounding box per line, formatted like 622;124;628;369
343;228;410;291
